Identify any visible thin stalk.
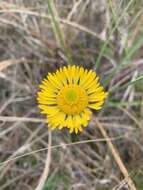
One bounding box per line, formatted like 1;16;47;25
95;0;134;69
46;0;73;65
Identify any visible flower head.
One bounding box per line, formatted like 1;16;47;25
37;65;108;133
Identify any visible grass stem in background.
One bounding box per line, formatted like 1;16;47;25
95;0;134;69
46;0;73;65
96;119;137;190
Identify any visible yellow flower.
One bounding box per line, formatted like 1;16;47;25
37;65;108;133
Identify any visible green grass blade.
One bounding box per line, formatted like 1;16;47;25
107;100;143;107
109;75;143;93
95;0;134;69
124;32;143;61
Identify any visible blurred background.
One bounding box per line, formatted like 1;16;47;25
0;0;143;189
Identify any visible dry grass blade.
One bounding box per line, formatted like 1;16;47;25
0;8;105;40
67;0;83;20
95;119;137;190
0;0;142;189
119;107;143;132
46;0;73;65
61;19;105;40
0;136;124;167
0;116;46;123
35;130;52;190
0;144;30;179
0;58;26;71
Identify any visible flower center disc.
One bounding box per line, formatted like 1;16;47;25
57;85;88;114
65;89;78;104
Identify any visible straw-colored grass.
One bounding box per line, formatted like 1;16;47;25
0;0;143;189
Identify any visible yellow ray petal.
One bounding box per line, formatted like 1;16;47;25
38;105;59;115
63;66;72;84
69;126;74;133
56;70;67;86
37;90;57;98
73;114;81;127
39;80;58;93
65;115;73;128
48;111;66;128
88;101;104;110
88;92;108;102
80;109;91;126
80;70;96;88
47;73;63;89
37;96;57;105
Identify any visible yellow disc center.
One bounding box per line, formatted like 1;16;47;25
65;89;78;104
57;85;88;114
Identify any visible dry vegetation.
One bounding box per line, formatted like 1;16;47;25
0;0;143;190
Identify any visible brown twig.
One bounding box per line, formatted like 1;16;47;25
0;58;26;71
95;119;137;190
